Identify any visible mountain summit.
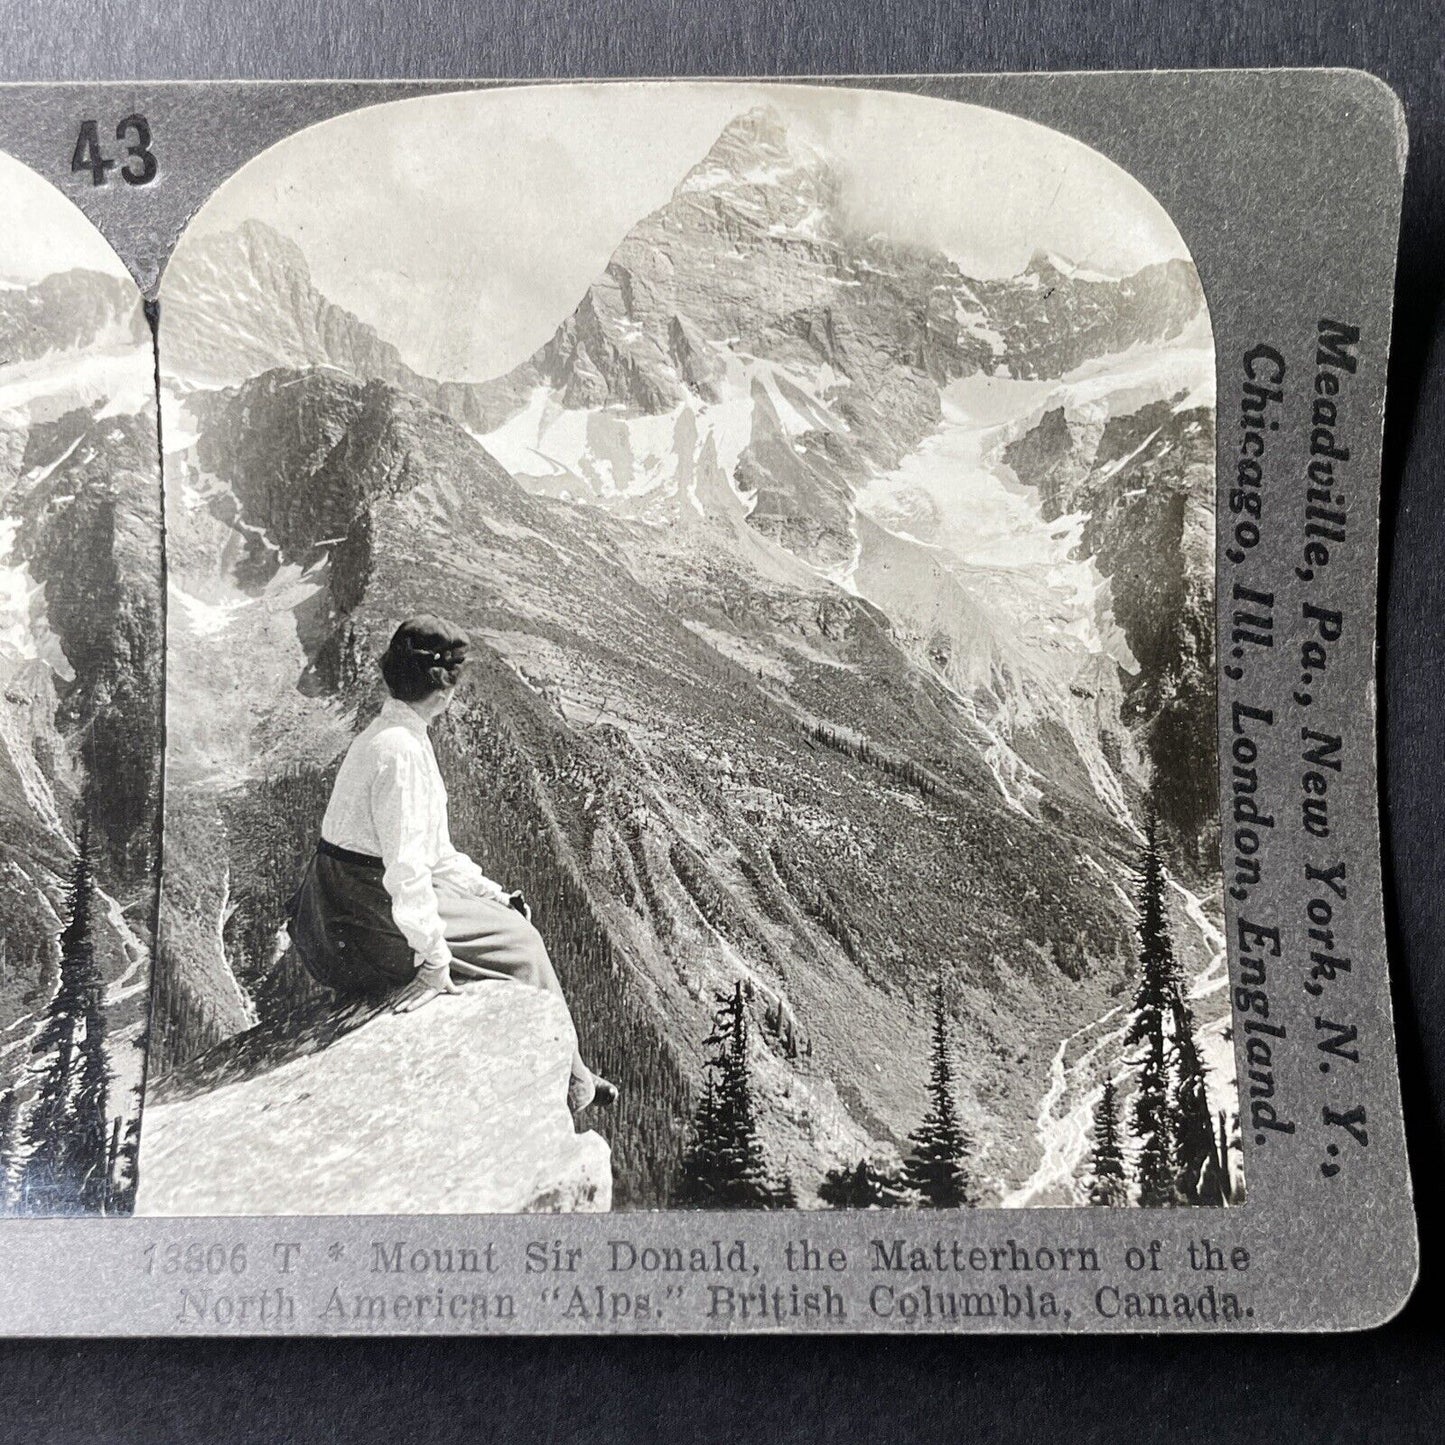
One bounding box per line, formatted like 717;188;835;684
467;109;1212;835
673;105;838;216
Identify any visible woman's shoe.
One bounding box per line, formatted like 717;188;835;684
568;1074;619;1113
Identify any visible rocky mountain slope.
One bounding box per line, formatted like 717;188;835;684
153;106;1228;1208
163;222;435;394
0;272;163;1209
0;270;146;368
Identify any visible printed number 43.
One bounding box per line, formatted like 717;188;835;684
72;116;156;186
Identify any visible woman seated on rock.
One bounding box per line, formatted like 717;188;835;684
290;614;616;1114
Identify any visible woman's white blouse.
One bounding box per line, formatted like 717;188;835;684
320;698;505;967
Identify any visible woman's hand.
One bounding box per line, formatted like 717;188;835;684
392;974;461;1013
393;957;461;1013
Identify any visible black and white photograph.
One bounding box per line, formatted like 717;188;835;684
0;152;163;1216
133;82;1236;1217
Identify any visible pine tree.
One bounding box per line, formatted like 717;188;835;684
65;929;112;1213
675;1076;726;1205
1170;990;1224;1205
904;980;976;1208
1125;807;1181;1206
1087;1076;1128;1206
819;1158;909;1209
674;983;774;1208
818;1162;863;1209
107;1109;143;1215
19;826;109;1215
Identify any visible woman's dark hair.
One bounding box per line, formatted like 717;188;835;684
380;615;470;702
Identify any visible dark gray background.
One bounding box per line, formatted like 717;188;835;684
0;1;1441;1439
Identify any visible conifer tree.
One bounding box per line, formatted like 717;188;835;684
674;982;774;1208
65;937;112;1212
1170;990;1224;1205
904;980;976;1208
675;1076;726;1205
107;1109;143;1215
818;1162;864;1209
20;826;109;1215
819;1158;908;1209
1087;1076;1128;1206
1125;807;1181;1206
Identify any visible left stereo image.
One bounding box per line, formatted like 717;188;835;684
0;148;163;1217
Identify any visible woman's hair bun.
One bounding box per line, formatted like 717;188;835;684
380;615;470;702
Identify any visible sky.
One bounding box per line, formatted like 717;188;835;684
0;152;131;285
177;82;1194;382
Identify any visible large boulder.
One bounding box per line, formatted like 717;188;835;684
135;982;611;1215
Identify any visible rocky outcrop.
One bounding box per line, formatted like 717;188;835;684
968;254;1205;380
162;221;435;391
1002;397;1218;849
0;270;145;364
11;410;165;885
194;370;530;588
135;983;612;1215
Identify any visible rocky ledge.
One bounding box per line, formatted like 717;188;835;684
135;982;612;1215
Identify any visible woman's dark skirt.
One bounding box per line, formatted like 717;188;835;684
289;842;416;996
288;840;591;1086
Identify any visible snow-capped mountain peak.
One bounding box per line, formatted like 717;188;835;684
673;105;839;227
457;112;1212;827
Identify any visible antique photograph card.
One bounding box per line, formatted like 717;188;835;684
0;71;1417;1334
146;84;1229;1217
